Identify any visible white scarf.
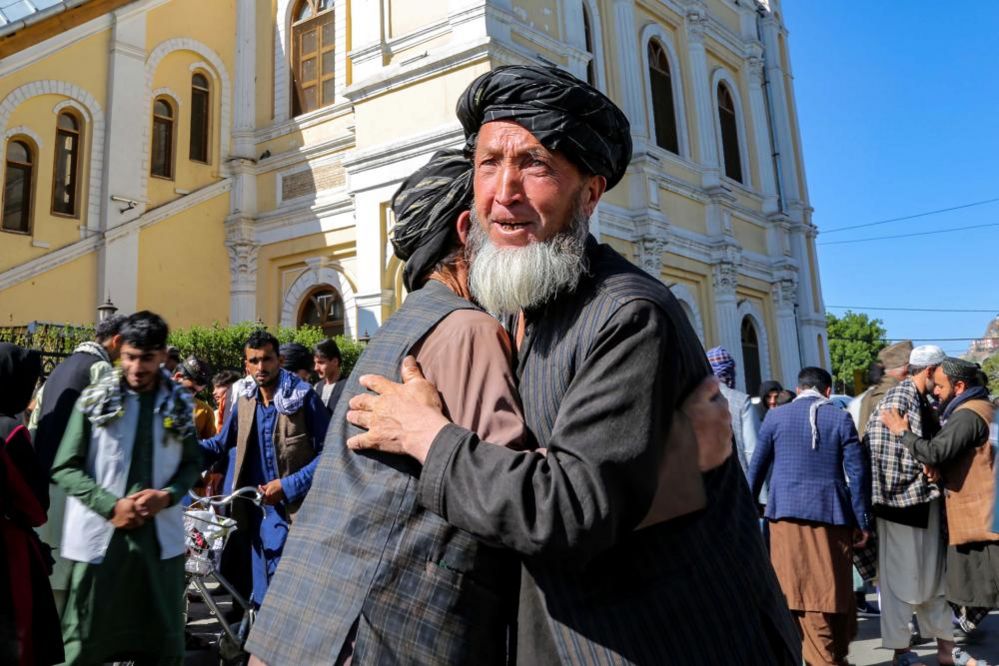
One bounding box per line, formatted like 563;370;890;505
793;388;830;450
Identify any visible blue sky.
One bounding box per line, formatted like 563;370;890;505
781;2;999;356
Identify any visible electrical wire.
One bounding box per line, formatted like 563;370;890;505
818;222;999;246
822;197;999;234
826;305;999;313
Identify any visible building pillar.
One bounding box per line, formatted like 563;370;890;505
712;261;744;388
612;0;648;151
231;0;256;159
772;277;802;387
744;51;779;214
684;3;720;188
225;213;259;323
351;187;394;336
97;8;148;314
757;12;801;205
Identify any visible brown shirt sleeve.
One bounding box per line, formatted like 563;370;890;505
412;309;531;451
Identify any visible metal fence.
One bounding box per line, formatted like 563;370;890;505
0;322;91;378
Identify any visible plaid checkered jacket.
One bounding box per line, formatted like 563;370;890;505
862;378;941;508
245;281;518;665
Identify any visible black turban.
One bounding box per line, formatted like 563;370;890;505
456;65;632;189
390;149;472;292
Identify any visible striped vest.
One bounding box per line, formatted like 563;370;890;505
515;239;800;665
247;280;518;665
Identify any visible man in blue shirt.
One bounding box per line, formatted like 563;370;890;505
200;330;330;606
749;366;871;666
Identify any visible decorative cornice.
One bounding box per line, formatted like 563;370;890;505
343;37;490;102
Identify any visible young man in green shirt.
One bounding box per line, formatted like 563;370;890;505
51;311;202;665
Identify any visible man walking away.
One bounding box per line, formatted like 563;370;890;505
749;366;872;666
707;346;760;475
31;314;126;612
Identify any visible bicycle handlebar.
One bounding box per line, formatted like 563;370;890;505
188;486;264;508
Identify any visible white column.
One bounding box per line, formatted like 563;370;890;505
684;5;720;187
348;0;387;83
758;13;800;205
225;211;259;323
712;262;744;387
744;53;779;214
97;8;147;313
231;0;256;159
351;187;394;336
772;278;802;387
612;0;648;149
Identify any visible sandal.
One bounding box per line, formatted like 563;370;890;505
952;647;990;666
892;652;927;666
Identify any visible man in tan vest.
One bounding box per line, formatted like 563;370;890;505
199;330;330;607
857;340;913;438
882;357;997;666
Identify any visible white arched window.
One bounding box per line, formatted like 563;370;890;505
640;25;690;159
711;70;752;187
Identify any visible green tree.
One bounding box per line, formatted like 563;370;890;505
982;353;999;391
825;311;888;395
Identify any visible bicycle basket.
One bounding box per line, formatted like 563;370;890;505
184;509;237;575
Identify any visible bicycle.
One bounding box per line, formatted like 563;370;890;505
184;486;264;665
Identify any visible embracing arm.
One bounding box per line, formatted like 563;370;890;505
901;409;987;466
416;301;701;562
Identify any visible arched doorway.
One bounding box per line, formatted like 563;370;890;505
741;316;762;396
298;286;345;337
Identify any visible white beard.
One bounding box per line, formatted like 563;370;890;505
466;207;589;316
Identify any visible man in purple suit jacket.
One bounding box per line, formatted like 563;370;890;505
749;366;871;666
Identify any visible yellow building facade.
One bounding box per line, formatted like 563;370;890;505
0;0;827;392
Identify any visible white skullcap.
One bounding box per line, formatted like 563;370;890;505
909;344;946;367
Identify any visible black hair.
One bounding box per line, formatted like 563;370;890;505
797;366;832;393
314;338;342;362
119;311;169;351
212;369;242;388
280;342;313;374
867;361;885;385
775;390;796;406
245;329;280;357
94;313;127;343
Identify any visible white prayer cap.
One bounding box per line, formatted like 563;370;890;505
909;344;946;367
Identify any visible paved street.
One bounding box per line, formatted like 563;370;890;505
851;608;999;666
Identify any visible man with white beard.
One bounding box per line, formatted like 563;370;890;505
346;65;800;665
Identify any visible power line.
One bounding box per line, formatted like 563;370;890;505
822;197;999;234
830;337;998;342
818;222;999;246
826;305;999;313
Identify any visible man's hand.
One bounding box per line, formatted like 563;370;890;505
109;497;145;529
853;529;871;549
128;488;172;518
258;479;285;505
346;356;450;464
684;376;733;472
879;408;910;436
923;464;941;484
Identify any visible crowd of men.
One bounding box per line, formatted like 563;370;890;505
1;64;997;666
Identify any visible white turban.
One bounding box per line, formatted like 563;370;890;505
909;344;946;367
